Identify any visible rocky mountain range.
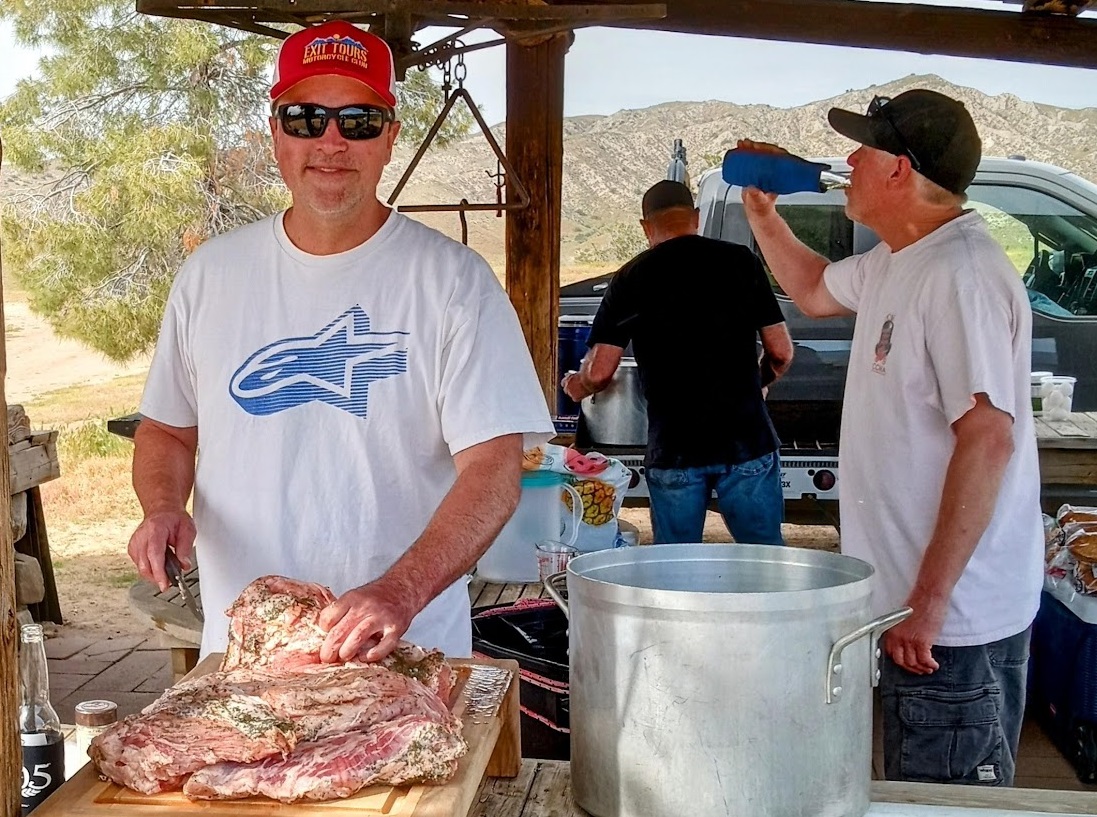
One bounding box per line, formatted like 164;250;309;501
4;74;1094;275
381;73;1097;268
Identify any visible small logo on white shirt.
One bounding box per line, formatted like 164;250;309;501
230;306;408;419
872;314;895;374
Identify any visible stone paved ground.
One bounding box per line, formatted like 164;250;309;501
44;633;171;723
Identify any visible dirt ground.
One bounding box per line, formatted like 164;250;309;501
5;300;150;402
6;296;151;639
6;294;839;642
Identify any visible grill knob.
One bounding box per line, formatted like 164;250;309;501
813;469;836;491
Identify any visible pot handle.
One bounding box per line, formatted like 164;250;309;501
543;571;569;620
825;607;912;705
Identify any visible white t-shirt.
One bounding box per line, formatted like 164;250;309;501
823;210;1043;647
140;211;554;658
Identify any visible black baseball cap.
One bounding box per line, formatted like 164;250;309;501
827;89;981;195
641;180;694;219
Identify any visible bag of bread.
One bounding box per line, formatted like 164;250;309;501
1056;504;1097;527
1066;524;1097;563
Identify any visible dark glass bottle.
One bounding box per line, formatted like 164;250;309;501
722;148;837;195
19;623;65;815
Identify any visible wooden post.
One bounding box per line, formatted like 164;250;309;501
1;136;21;817
505;33;570;410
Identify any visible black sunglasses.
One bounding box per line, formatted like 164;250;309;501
275;103;394;140
866;96;922;172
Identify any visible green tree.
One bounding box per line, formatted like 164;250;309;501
0;1;471;360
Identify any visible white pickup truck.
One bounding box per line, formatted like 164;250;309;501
696;155;1097;414
560;155;1097;513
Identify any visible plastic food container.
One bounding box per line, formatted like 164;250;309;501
1041;375;1078;421
477;472;582;583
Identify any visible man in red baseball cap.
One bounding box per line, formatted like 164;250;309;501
128;21;554;668
267;20;403;251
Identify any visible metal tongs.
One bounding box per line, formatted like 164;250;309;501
164;546;204;622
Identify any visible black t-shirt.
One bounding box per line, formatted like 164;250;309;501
587;235;785;468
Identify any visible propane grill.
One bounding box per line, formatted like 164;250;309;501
559;398;841;507
573;441;839;503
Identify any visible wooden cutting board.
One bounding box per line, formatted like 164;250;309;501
35;653;520;817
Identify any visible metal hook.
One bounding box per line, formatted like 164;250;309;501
387;86;530;215
485;161;505;217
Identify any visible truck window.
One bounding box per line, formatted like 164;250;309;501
968;183;1097;317
756;203;855;295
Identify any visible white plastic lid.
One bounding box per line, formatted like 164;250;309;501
1031;371;1053;384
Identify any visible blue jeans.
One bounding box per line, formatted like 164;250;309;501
881;627;1031;786
646;452;784;545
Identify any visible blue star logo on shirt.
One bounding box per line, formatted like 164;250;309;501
229;306;408;419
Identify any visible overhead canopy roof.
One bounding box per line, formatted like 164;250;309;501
136;0;1097;69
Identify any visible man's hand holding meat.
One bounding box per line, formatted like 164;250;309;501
319;579;417;664
318;433;523;663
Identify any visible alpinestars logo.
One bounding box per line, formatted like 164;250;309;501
230;306;408;419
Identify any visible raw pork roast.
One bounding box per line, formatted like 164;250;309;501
90;574;467;801
220;575;454;701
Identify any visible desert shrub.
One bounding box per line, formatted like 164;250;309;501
58;420;131;462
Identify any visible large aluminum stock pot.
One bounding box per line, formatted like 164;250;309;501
580;357;647;447
544;544;910;817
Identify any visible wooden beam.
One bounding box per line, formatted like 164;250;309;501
614;0;1097;70
505;33;569;410
0;137;20;817
139;1;1097;68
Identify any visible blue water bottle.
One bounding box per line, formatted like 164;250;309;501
722;148;833;195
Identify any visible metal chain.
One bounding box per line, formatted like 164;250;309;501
454;51;467;88
441;59;452;100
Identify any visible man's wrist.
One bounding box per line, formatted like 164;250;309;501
371;568;428;614
759;356;776;388
566;372;588;400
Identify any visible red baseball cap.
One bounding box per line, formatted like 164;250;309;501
271;21;397;108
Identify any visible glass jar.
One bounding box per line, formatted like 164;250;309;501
74;700;118;760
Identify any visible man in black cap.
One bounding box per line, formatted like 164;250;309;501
563;179;794;546
742;89;1042;785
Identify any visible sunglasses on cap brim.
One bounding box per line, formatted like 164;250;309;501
866;96;922;172
274;103;395;140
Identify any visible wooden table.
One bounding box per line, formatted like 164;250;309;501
471;760;1097;816
470;577;549;609
1036;410;1097;486
128;565;203;681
